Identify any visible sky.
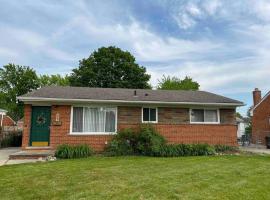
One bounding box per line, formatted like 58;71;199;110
1;0;270;116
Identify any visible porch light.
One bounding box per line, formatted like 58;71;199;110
56;112;60;122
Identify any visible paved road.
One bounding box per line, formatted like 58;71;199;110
0;147;21;166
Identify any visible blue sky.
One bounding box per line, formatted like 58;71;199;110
1;0;270;116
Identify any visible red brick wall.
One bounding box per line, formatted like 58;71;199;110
252;95;270;145
119;124;237;146
22;105;237;151
22;104;31;148
1;115;15;126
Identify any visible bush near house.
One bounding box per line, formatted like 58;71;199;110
0;131;22;148
55;144;94;159
105;125;238;157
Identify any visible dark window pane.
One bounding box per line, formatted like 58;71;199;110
72;107;83;132
150;108;156;121
191;109;204;122
105;110;115;132
143;108;149;121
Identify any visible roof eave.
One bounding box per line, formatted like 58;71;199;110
17;96;245;107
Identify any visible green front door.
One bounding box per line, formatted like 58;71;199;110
30;106;51;146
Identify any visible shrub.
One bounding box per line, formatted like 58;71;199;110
152;144;216;157
55;144;93;159
214;145;238;153
0;132;22;148
104;128;137;156
136;125;166;156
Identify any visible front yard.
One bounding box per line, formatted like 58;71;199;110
0;155;270;199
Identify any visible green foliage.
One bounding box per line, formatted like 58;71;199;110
55;144;93;159
105;125;166;156
214;145;238;153
158;75;200;90
69;46;151;89
0;132;22;148
153;144;216;157
136;125;166;156
105;129;137;156
0;64;40;120
39;74;70;86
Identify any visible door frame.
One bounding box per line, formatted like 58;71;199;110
29;106;51;146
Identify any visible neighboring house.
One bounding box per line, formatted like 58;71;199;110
0;109;15;127
17;86;243;151
236;117;248;139
250;88;270;145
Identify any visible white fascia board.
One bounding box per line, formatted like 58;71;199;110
17;96;244;107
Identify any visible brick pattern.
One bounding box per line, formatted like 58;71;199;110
158;107;189;124
252;95;270;145
220;109;236;125
119;124;237;146
0;115;15;126
21;104;31;148
21;105;238;151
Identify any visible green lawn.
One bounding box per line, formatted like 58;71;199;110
0;155;270;200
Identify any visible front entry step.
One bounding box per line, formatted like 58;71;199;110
9;149;54;160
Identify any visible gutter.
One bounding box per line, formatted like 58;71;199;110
17;96;245;107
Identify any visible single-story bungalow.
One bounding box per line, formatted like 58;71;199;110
17;86;244;151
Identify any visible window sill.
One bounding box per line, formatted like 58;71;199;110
142;121;158;124
190;122;220;125
69;132;117;136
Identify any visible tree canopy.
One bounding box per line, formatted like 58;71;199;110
0;64;40;120
39;74;70;87
157;75;200;90
69;46;151;89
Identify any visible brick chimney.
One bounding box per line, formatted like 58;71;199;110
253;88;261;106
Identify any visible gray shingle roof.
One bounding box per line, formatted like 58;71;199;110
18;86;243;106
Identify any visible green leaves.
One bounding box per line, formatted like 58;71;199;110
0;63;40;120
69;46;151;89
158;75;200;90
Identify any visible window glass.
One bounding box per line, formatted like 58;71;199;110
72;107;116;133
150;108;156;121
205;110;218;122
143;108;157;122
191;109;204;122
191;109;218;123
143;108;150;121
72;107;83;132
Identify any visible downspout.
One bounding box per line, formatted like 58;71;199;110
0;114;3;127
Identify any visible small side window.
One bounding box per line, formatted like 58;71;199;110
142;108;157;123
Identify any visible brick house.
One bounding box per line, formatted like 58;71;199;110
17;86;243;151
251;88;270;145
0;109;16;127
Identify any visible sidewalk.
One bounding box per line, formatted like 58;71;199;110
240;145;270;155
0;147;41;166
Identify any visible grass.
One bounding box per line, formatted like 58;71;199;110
0;155;270;200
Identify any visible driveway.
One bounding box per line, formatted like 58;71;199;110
0;147;21;166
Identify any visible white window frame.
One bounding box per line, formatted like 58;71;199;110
189;108;220;124
70;105;117;135
141;107;158;123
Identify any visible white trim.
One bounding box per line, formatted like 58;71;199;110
69;105;117;135
189;108;220;124
250;91;270;116
17;97;244;107
141;107;158;123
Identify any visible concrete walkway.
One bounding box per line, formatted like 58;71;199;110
0;147;41;166
240;146;270;155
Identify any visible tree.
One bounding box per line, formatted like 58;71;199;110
69;46;151;89
0;64;40;120
157;75;200;90
39;74;70;87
